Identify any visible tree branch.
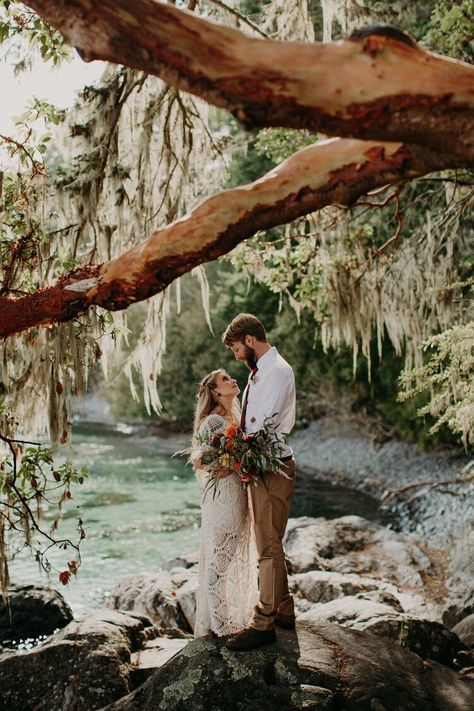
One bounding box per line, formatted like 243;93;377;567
0;138;451;338
23;1;474;163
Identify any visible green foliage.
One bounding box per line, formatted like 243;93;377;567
0;0;72;66
254;128;317;164
400;319;474;447
0;401;89;585
424;0;474;62
268;308;454;446
0;96;65;294
238;0;271;18
227;132;274;187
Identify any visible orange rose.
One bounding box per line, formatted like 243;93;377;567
224;424;238;438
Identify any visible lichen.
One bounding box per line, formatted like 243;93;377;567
220;647;253;681
159;667;203;708
180;637;216;657
275;658;298;684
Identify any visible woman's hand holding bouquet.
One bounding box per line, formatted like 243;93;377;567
197;419;287;496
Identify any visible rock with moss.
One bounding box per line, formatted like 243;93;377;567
0;609;158;711
299;596;464;666
101;621;474;711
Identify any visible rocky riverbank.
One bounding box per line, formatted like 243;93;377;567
291;417;474;625
291;417;472;541
1;513;473;710
1;418;473;710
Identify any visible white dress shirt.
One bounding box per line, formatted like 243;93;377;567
242;346;295;458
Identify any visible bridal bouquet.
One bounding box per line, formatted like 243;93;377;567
196;418;287;493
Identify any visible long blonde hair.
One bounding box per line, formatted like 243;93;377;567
193;369;240;434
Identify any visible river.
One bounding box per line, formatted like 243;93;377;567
10;422;384;617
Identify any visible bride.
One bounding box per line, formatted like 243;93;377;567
191;369;258;637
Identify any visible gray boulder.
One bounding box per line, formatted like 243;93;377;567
290;569;429;616
107;570;194;633
170;568;198;631
101;621;474;711
0;584;73;644
444;588;474;629
453;614;474;648
0;609;157;711
284;515;434;594
161;553;199;572
299;596;464;665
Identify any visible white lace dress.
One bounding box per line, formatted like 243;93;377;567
192;414;258;637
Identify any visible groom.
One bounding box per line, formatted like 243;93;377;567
222;313;296;651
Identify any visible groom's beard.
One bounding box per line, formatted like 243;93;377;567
243;345;258;370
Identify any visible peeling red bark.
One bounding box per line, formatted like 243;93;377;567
0;265;101;338
23;0;474;164
0;139;447;338
2;3;472;338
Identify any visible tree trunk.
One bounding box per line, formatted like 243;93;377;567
0;139;450;338
24;0;474;163
2;1;472;338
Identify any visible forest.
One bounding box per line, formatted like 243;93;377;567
0;2;473;709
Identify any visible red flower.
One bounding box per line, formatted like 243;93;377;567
224;439;235;451
240;471;255;483
234;461;241;470
224;424;238;438
59;570;71;585
243;434;252;442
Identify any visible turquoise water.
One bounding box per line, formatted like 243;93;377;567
10;423;201;615
10;422;384;616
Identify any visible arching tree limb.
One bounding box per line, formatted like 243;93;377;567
0;139;450;338
24;0;474;163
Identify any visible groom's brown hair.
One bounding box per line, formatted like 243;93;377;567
222;313;267;346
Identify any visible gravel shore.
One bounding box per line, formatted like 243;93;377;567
291;418;473;547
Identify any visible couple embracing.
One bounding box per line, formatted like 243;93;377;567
191;313;296;651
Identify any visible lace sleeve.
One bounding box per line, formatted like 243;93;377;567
191;414;227;483
198;414;227;439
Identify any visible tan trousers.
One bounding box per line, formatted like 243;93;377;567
248;459;296;631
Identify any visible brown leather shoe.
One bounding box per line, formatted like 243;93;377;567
275;613;296;630
226;627;276;651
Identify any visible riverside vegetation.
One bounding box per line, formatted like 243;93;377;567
0;1;473;708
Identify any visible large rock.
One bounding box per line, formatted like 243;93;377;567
284;515;434;594
107;570;196;633
0;584;73;644
101;621;474;711
161;553;199;572
444;588;474;629
170;568;199;631
441;525;474;633
298;596;464;666
0;609;156;711
290;570;429;617
453;615;474;649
